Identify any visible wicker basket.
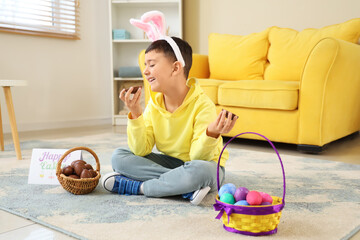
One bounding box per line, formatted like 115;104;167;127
56;147;101;195
213;132;286;236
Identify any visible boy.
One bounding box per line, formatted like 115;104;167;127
102;37;238;205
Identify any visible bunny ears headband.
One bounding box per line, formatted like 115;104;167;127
130;11;185;67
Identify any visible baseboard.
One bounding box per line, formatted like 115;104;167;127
2;117;112;134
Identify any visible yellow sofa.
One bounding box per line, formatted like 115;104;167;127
139;18;360;152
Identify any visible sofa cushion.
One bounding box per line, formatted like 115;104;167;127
197;78;225;104
218;80;300;110
208;29;269;81
265;18;360;81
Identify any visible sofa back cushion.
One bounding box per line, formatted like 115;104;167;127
208;29;269;81
265;18;360;81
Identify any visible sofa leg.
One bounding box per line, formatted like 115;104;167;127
297;144;324;154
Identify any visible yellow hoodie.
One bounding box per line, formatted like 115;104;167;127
127;78;229;167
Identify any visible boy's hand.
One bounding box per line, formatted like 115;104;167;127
119;86;142;119
206;110;238;138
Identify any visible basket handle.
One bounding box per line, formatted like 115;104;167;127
56;146;101;176
217;132;286;203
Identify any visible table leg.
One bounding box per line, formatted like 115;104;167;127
3;87;22;160
0;100;4;151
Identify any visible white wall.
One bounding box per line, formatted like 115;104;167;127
184;0;360;54
0;0;111;133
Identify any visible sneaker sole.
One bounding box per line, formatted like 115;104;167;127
190;186;211;205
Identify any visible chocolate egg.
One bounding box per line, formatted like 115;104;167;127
89;169;97;178
80;169;93;179
84;164;93;170
74;162;86;176
224;110;237;120
62;166;74;176
71;160;86;168
124;86;141;94
69;174;80;179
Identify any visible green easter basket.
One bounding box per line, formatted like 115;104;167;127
213;132;286;236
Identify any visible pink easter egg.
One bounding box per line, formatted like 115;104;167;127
246;191;262;205
259;192;273;204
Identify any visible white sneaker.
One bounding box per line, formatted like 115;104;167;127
190;186;211;205
101;172;121;192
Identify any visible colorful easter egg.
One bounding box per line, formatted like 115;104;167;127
220;193;235;205
219;183;236;197
234;187;249;202
259;192;273;204
234;200;249;206
246;191;262;205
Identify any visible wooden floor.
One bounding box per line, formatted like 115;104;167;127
1;125;359;240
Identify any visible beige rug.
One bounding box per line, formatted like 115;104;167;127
0;132;359;240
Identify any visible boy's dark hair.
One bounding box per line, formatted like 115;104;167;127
145;37;193;79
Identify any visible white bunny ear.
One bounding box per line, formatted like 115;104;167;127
129;18;160;41
141;10;166;36
130;11;185;67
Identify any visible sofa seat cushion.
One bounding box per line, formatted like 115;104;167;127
197;78;225;104
265;18;360;81
208;29;269;81
218;80;300;110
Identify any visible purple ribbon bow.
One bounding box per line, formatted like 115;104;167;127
214;202;234;224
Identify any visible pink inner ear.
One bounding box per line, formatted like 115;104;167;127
141;11;166;36
129;19;160;41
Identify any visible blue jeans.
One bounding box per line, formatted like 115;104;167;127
111;148;225;197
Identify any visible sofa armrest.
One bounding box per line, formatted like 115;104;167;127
139;51;210;105
298;38;360;145
189;54;210;79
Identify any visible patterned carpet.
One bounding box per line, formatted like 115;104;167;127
0;132;359;240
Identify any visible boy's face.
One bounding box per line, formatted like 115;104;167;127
143;50;175;93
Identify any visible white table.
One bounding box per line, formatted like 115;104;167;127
0;80;27;160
